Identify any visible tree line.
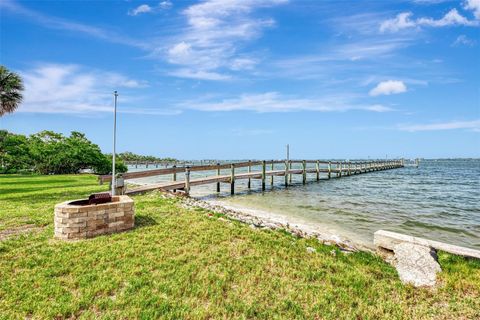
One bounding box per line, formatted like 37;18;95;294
0;130;127;174
117;151;176;163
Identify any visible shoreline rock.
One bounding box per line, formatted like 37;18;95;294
180;196;360;253
391;243;441;287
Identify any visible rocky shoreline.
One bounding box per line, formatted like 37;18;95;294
179;195;362;253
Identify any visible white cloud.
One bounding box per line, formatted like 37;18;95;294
159;1;173;9
163;0;286;80
417;8;477;26
129;4;153;16
380;9;479;32
452;34;476;46
399;119;480;132
464;0;480;19
380;12;416;32
128;1;172;16
18;64;148;114
369;80;407;96
178;92;393;113
167;41;192;63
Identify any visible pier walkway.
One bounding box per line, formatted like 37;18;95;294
100;160;404;196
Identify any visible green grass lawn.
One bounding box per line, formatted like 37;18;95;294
0;174;479;319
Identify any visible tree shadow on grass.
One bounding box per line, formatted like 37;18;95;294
134;215;158;228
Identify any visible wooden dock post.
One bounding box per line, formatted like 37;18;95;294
348;162;351;176
216;162;221;192
230;163;235;195
328;161;331;179
338;162;342;178
316;160;320;181
284;160;289;187
248;160;251;189
302;160;307;184
172;165;177;192
289;161;292;184
271;161;274;187
185;167;191;195
262;160;266;191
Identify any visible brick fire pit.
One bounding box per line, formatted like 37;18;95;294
54;195;134;240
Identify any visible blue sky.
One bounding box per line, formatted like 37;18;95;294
1;0;479;159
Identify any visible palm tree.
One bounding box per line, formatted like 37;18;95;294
0;65;24;116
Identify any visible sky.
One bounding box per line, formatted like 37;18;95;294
0;0;479;159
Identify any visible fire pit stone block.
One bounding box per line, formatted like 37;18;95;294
54;195;134;240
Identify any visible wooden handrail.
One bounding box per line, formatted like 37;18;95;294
99;159;402;183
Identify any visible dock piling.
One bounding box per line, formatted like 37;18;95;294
216;162;220;192
173;165;177;192
289;161;293;184
262;161;266;191
271;161;274;187
284;160;289;187
302;160;307;184
248;160;251;189
185;167;191;195
230;164;235;195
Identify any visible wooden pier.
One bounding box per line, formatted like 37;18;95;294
100;160;404;196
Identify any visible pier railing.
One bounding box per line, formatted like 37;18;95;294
99;159;404;196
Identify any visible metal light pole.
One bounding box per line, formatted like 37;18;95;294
111;91;118;196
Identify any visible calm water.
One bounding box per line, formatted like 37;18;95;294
130;159;480;249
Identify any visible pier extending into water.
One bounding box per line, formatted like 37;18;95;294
100;159;404;196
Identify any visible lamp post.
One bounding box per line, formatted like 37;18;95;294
111;91;118;196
